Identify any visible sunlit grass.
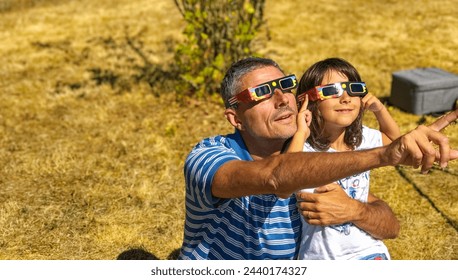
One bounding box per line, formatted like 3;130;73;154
0;0;456;260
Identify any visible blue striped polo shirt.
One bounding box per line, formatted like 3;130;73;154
178;130;301;260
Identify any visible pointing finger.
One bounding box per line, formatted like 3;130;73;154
429;108;458;132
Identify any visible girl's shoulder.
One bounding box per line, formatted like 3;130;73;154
360;126;383;149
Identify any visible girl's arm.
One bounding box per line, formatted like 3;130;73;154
285;95;312;153
362;93;401;145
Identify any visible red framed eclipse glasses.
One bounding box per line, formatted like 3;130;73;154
227;74;298;108
297;82;368;104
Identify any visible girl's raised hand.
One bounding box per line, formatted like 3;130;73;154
297;94;312;139
362;93;384;112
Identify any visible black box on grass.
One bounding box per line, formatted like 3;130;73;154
389;67;458;115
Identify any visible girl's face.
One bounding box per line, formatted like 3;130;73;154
317;70;362;132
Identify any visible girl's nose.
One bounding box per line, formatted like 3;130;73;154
340;90;351;103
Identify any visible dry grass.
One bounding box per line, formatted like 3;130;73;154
0;0;457;260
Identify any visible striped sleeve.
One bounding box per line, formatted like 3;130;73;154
184;136;240;209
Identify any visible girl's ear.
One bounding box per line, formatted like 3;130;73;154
225;108;243;130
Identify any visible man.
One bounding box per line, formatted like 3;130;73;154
178;57;458;260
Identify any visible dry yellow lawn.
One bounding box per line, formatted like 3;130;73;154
0;0;457;260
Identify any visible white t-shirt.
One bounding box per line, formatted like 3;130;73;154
297;126;390;260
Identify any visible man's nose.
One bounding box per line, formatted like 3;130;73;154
272;88;290;107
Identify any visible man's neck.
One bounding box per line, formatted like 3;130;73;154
245;138;285;161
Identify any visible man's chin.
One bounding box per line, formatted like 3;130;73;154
273;131;296;141
276;126;297;139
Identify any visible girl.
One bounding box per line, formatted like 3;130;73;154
288;57;401;260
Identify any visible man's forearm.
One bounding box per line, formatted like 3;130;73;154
352;197;400;240
213;146;388;199
269;147;388;197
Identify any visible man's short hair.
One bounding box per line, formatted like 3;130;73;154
220;57;284;108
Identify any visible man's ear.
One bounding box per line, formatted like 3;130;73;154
225;108;243;130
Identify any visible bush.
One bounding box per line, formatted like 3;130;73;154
173;0;266;100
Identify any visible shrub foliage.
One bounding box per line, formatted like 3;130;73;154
173;0;266;99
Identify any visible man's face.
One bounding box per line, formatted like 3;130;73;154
234;66;298;145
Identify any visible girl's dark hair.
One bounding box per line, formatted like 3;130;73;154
297;57;364;151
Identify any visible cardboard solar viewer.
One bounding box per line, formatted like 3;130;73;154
389;67;458;115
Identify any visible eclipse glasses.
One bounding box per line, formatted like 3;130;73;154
297;82;368;103
227;74;297;108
